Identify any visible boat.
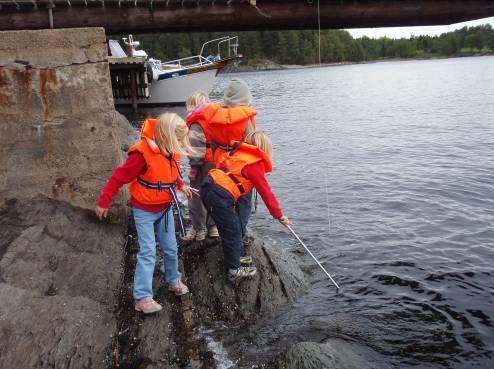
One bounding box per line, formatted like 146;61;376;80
108;35;241;106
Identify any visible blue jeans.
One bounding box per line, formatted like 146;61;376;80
201;177;252;270
132;206;181;300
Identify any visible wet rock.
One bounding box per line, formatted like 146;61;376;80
0;197;126;368
183;233;308;323
285;340;385;369
137;295;176;365
113;232;216;369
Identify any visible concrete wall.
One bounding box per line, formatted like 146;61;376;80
0;28;127;218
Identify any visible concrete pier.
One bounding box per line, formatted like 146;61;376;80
0;28;128;218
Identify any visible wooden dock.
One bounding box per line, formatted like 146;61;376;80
108;57;149;112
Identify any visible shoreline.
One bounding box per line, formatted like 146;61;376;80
223;53;494;73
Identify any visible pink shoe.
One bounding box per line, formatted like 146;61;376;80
168;280;189;296
135;297;163;314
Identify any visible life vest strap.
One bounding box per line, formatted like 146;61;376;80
217;143;231;151
136;176;186;236
228;142;241;155
216;141;241;153
136;177;177;192
218;167;245;195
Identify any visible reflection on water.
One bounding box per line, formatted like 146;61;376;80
119;56;494;369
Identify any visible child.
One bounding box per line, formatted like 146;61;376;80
198;79;258;243
200;78;257;163
96;113;192;314
201;131;290;282
182;91;219;241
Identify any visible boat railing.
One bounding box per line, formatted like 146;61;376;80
217;36;239;57
160;36;239;69
199;36;233;58
160;55;210;69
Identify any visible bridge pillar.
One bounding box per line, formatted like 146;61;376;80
0;28;129;220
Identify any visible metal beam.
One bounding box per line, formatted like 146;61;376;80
0;0;493;33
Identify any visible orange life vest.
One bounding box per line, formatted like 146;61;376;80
200;103;257;162
128;118;181;206
208;142;272;202
186;107;214;163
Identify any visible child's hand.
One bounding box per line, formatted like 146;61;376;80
180;184;193;199
278;216;291;226
95;206;109;220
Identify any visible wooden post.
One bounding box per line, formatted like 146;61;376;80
130;69;138;113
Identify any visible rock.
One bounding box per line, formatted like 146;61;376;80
222;59;286;73
182;233;308;323
0;197;126;368
285;340;387;369
137;294;176;365
0;283;116;369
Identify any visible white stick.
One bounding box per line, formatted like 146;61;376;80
286;224;340;291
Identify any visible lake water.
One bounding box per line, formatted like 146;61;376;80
127;56;494;368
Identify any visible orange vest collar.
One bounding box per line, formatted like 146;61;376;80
203;103;257;125
141;118;160;153
231;142;272;173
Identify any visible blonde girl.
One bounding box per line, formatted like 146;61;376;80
183;91;219;241
96;113;192;314
201;131;289;282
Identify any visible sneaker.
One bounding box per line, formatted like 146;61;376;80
181;228;196;241
228;266;257;282
195;228;207;241
240;255;253;265
243;236;250;247
168;280;190;296
135;297;163;314
208;226;219;238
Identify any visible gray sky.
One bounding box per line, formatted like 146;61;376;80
347;17;494;39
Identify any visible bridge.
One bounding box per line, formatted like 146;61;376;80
1;0;493;34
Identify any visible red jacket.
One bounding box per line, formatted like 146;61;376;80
98;152;183;213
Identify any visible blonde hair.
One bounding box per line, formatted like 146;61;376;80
154;112;189;155
245;131;273;158
186;91;210;112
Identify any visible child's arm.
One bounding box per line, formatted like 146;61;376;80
96;152;146;218
242;162;284;220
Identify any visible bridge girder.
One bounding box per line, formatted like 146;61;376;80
0;0;493;34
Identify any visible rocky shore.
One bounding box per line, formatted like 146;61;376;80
222;54;494;74
0;197;126;368
0;27;359;369
0;193;311;368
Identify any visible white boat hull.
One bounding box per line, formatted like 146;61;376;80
115;68;218;106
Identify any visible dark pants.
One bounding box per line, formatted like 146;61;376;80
237;190;252;237
201;177;252;270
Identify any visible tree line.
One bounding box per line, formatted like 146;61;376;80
129;24;494;65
